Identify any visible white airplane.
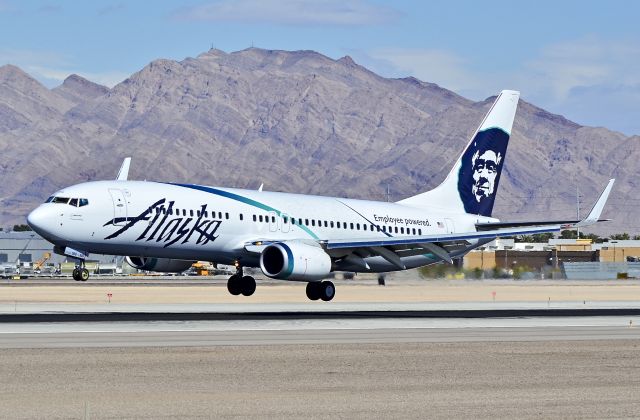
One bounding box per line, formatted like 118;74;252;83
26;90;614;301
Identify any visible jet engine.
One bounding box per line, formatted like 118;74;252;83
125;256;195;273
259;241;331;281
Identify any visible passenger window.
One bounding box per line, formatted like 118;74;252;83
226;213;230;220
204;211;208;218
183;209;187;217
419;229;422;235
336;222;340;228
253;215;257;222
344;223;348;230
283;216;288;223
271;216;275;223
382;226;386;232
363;225;367;231
239;214;243;221
350;223;354;230
323;221;327;228
259;215;263;222
190;210;194;217
292;219;296;225
218;212;223;219
330;221;334;228
401;227;405;234
356;223;360;230
394;227;398;233
311;220;315;227
305;219;309;226
298;218;303;225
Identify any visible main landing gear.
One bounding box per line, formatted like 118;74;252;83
227;266;256;297
305;281;335;302
72;263;90;282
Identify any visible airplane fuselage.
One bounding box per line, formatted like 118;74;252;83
28;180;494;273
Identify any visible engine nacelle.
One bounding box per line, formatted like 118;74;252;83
259;241;331;281
125;256;195;273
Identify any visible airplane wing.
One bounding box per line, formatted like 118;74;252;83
116;157;132;181
322;179;615;269
475;179;615;231
245;180;614;270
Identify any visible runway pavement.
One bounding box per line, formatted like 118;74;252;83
0;323;639;348
2;280;639;418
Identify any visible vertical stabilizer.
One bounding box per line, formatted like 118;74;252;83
398;90;520;217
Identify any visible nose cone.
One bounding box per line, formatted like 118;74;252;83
27;206;57;240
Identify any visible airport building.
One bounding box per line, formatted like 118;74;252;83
2;231;640;279
463;238;640;279
0;231;117;275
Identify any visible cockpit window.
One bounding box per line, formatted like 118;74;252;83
51;197;70;204
79;198;89;207
45;196;54;203
69;198;78;207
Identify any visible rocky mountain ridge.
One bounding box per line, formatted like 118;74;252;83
0;48;636;235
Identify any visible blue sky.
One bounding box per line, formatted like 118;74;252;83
1;0;639;135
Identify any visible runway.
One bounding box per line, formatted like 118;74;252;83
0;324;639;348
2;281;639;418
0;310;639;348
1;309;639;418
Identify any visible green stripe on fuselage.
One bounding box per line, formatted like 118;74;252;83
170;183;320;240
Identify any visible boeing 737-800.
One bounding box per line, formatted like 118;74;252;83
26;90;614;301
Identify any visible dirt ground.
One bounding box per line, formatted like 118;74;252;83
1;279;640;304
1;341;639;419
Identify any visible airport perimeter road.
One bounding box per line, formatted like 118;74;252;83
0;340;639;419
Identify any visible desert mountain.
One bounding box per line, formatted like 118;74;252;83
0;48;636;235
52;74;110;105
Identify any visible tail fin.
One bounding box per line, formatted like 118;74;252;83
398;90;520;217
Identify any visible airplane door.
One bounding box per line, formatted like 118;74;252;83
444;218;455;234
108;189;128;226
281;213;291;233
268;211;278;232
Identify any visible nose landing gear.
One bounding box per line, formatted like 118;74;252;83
227;266;256;297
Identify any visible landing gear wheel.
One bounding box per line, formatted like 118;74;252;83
306;282;322;301
80;268;90;282
320;281;335;302
240;276;256;297
72;268;81;281
227;274;242;296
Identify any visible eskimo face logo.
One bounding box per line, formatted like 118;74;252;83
457;128;509;217
471;149;502;202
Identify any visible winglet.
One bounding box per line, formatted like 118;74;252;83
116;157;131;181
573;179;615;228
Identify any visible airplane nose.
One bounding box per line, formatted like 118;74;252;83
27;206;55;238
